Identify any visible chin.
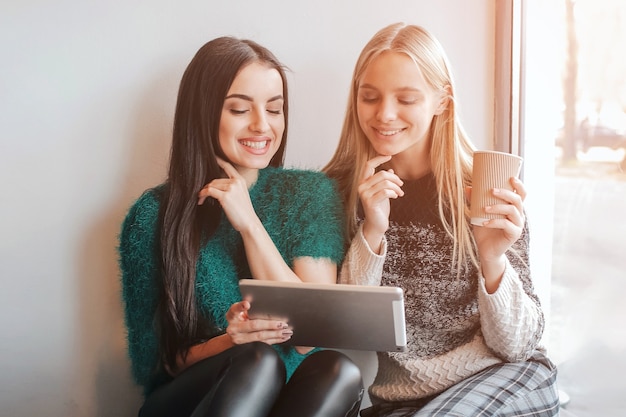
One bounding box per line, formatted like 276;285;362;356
371;146;398;157
248;160;273;169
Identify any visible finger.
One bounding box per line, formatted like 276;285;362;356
197;184;213;205
491;188;524;215
225;302;243;322
245;319;289;332
359;170;404;194
226;319;291;344
360;183;403;204
251;326;293;345
359;174;404;201
230;328;293;345
361;155;392;182
240;299;251;312
484;203;524;227
206;179;234;192
225;301;250;322
198;185;227;205
479;217;523;242
265;331;294;345
372;169;404;187
216;157;240;179
510;177;527;201
198;179;231;205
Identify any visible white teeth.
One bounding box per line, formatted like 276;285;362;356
377;129;402;136
241;140;268;149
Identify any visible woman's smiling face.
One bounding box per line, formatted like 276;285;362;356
219;61;285;174
356;51;446;160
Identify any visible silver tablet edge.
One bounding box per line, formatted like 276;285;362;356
393;299;407;349
240;279;403;295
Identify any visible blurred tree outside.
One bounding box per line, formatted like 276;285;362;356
560;0;626;165
562;0;578;162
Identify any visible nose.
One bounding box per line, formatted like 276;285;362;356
375;97;397;123
250;108;270;133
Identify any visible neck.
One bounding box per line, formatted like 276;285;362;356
386;151;431;180
236;167;260;188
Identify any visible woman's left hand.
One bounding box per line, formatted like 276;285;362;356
471;177;526;279
197;158;260;233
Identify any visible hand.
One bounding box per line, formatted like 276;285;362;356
470;177;526;281
358;155;404;250
197;158;260;233
225;301;293;345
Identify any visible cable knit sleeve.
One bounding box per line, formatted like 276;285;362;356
118;190;163;394
338;223;387;286
477;220;545;361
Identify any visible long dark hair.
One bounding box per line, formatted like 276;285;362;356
157;36;289;372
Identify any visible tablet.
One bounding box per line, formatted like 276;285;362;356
239;279;407;352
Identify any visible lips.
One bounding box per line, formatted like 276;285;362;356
240;139;269;149
238;137;272;155
373;127;405;136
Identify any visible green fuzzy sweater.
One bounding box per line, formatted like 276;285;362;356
118;166;345;395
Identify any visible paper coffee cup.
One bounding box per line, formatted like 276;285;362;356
470;150;523;226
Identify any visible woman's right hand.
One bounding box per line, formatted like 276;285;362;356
225;301;293;345
197;158;260;234
358;155;404;252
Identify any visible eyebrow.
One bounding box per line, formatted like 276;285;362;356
359;84;421;93
224;94;284;103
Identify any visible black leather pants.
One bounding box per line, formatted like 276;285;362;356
139;342;363;417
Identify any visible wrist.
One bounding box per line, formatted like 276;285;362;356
238;217;264;237
362;222;386;255
480;255;506;293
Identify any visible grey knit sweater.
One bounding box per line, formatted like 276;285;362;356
339;173;545;403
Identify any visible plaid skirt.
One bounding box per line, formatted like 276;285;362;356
360;351;559;417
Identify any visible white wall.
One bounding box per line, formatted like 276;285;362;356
0;1;494;416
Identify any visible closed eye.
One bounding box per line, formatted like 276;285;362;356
359;93;380;103
397;95;420;105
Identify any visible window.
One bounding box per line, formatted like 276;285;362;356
503;1;626;416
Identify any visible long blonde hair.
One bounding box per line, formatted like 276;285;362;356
323;22;478;274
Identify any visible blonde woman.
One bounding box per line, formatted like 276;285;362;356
324;23;559;417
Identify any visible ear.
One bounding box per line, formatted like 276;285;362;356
434;84;451;116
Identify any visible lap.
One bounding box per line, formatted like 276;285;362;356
138;345;363;417
362;352;559;417
274;349;364;417
139;342;283;417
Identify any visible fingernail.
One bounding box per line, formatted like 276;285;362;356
282;330;293;337
493;188;500;194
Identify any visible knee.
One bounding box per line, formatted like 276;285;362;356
301;350;364;415
313;350;363;390
233;342;286;382
337;353;363;392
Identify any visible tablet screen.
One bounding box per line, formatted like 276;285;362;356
239;279;407;352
